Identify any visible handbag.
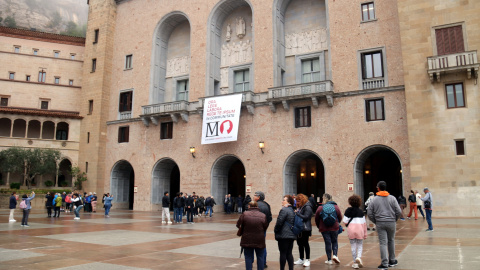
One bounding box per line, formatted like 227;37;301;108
424;200;431;209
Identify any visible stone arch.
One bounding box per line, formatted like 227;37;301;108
42;121;55;139
27;120;41;138
58;158;73;187
150;11;191;104
151;158;180;209
206;0;254;96
283;149;325;197
0;118;11;137
354;145;404;201
211;155;246;211
110;160;135;210
56;122;69;140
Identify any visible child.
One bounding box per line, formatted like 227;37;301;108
343;194;367;269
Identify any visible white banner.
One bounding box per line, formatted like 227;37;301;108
201;94;243;144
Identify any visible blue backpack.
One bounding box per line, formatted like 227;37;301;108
321;203;338;227
291;214;304;236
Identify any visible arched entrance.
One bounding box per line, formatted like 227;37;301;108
111;160;135;210
354;145;403;202
211;155;246;211
151;158;180;210
284;150;325;199
58;159;72;187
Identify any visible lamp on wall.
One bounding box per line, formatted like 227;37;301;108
311;172;315;177
365;170;370;175
259;141;265;154
300;172;305;180
190;147;196;158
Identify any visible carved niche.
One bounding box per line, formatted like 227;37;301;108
166;56;190;78
285;28;327;56
221;40;252;67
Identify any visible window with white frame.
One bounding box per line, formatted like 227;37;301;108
359;48;387;89
361;2;375;22
301;58;321;83
234;69;250;92
177;79;189;101
125;54;133;69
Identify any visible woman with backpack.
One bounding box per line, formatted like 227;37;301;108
343;195;367;269
315;193;343;265
20;191;35;227
293;194;313;267
274;195;296;270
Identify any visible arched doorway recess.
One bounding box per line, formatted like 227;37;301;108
151;158;180;210
211;155;246;211
283;150;325;200
111;160;135;210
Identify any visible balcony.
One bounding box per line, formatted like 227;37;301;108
427;50;479;82
267;80;334;112
141;100;190;125
119;111;132;120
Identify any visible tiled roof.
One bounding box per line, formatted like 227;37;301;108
0;106;83;119
0;26;85;46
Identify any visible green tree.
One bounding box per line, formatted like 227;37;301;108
4;16;16;28
70;166;87;190
0;147;61;189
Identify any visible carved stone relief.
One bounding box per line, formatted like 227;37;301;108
166;56;189;78
285;28;327;56
226;24;232;42
221;40;252;67
220;68;229;88
236;17;246;39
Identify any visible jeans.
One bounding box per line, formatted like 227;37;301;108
162;207;170;222
417;206;425;217
264;231;268;264
186;208;193;222
321;231;339;260
174;207;183;222
206;206;212;217
238;206;242;213
21;209;30;225
74;205;83;218
278;239;294;270
376;221;396;266
244;247;265;270
426;209;433;230
105;205;111;215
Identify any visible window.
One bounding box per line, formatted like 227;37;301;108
26;75;30;81
161;122;173;140
93;29;99;44
455;140;465;155
88;100;94;114
38;71;46;83
56;130;68;140
14;46;20;53
54;77;60;84
118;126;129;143
41;101;49;110
295;106;311;128
302;59;321;83
361;2;375;21
125;54;132;69
361;51;383;79
33;49;38;55
446;83;465;108
69;80;73;86
0;97;8;106
91;59;97;72
87;132;90;143
85;162;88;173
119;91;132;112
70;54;75;60
177;80;189;101
234;69;250;92
54;51;59;58
366;98;385;121
9;72;14;80
435;25;464;56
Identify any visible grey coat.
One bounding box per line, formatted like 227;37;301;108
296;201;313;231
274;206;296;240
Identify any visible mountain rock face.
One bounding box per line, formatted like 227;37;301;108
0;0;88;36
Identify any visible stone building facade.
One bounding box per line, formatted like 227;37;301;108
80;0;410;213
0;26;85;188
398;0;480;216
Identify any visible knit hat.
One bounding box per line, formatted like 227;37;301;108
254;191;265;201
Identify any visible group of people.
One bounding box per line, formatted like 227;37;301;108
223;194;252;214
236;182;434;270
8;191;115;225
161;192;218;224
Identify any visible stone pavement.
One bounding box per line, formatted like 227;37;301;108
0;209;479;270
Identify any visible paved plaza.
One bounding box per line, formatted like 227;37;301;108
0;209;479;269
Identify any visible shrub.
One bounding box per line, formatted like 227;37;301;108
45;180;54;187
10;182;21;189
59;181;68;187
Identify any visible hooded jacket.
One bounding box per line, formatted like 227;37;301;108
367;191;402;223
236;207;268;248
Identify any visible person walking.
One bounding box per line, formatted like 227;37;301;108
343;194;368;269
9;191;17;222
421;187;433;232
364;192;375;231
237;195;244;213
397;194;406;221
53;194;62;217
293;194;314;267
274;195;296;270
254;191;272;268
71;193;83;220
237;201;267;270
20;191;35;227
367;181;402;270
91;192;98;213
407;190;418;220
186;193;195;224
104;194;114;217
315;193;342;265
205;195;213;217
197;196;205;217
45;192;53;218
415;190;425;218
162;191;172;224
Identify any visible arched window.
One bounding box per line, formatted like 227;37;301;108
0;118;11;137
12;119;26;138
56;122;69;140
42;121;55;139
27;120;41;138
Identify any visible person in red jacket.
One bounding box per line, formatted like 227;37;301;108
315;193;343;265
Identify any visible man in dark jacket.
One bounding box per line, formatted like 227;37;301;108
309;194;317;213
243;195;252;212
9;191;17;222
186;194;195;224
254;191;272;268
237;195;244;213
173;193;183;223
162;191;171;224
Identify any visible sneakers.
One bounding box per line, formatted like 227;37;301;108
74;217;80;220
9;219;16;222
377;264;389;270
425;229;434;232
167;221;172;224
332;255;340;264
162;221;166;224
24;225;30;227
303;260;310;267
407;217;411;219
352;263;359;269
325;260;333;265
400;218;405;221
294;259;304;265
355;257;364;268
389;260;398;267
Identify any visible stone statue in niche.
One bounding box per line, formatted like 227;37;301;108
236;17;246;39
166;56;190;77
226;24;232;42
285;28;328;56
220;40;253;67
220;68;228;88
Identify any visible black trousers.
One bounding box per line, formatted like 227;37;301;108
277;239;294;270
54;206;61;217
297;231;311;260
46;206;52;217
